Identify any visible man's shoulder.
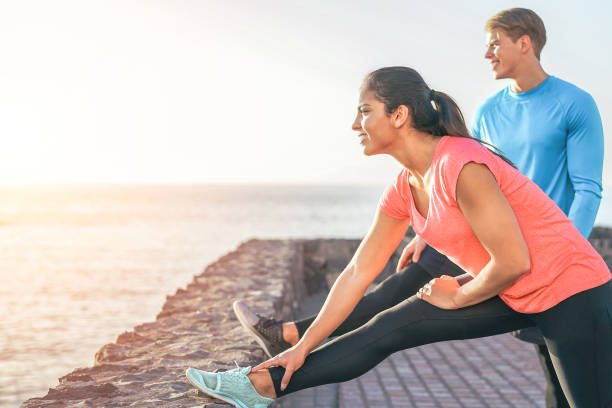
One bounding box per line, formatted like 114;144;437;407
545;77;601;124
475;77;596;115
474;88;506;117
547;76;594;103
548;76;581;91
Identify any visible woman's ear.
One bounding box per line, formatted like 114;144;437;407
392;105;411;128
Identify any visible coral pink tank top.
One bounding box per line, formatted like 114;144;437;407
379;136;610;313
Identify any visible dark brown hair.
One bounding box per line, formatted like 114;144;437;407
485;8;547;60
363;66;514;166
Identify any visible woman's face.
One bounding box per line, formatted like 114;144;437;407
352;89;397;156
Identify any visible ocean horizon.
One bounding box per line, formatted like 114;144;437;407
1;184;611;407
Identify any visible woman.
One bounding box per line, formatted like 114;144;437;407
186;67;612;408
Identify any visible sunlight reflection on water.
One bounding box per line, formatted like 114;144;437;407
0;184;385;406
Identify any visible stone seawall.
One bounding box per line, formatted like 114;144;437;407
21;238;404;408
21;228;612;407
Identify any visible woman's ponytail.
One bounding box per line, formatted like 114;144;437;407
363;67;514;167
428;90;467;138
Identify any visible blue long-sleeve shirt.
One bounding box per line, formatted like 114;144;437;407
471;76;604;238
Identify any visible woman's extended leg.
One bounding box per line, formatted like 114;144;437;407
295;246;465;338
269;293;533;397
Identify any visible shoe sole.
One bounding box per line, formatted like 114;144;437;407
232;300;274;358
185;368;246;408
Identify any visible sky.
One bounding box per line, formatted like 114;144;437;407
0;0;610;186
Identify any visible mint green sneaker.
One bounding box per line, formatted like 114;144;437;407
185;364;275;408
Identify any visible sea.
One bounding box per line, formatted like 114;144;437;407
1;184;611;407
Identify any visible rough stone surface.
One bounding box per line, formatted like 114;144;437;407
21;228;612;407
22;239;312;407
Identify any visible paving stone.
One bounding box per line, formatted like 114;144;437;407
338;334;546;408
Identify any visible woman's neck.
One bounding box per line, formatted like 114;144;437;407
390;132;441;182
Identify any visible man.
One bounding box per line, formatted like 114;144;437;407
233;8;604;407
468;8;604;407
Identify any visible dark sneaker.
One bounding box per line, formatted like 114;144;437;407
232;300;292;358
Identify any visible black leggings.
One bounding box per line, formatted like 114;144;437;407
294;246;465;338
270;273;612;407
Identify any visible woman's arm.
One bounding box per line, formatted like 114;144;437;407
420;162;531;309
298;209;410;351
253;208;410;388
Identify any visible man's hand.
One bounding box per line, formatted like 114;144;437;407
396;235;427;272
416;275;461;309
252;344;309;391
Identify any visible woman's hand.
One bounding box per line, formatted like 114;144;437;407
252;344;309;391
396;235;427;272
417;275;461;309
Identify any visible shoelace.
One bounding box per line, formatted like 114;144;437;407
223;362;250;379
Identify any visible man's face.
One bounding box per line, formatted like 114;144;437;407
484;29;523;80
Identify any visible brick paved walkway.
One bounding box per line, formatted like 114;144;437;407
274;291;546;408
337;334;545;408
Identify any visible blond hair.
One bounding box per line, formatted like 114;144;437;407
485;8;547;60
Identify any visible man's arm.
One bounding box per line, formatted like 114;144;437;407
565;91;604;238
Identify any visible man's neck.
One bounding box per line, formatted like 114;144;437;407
509;62;549;93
